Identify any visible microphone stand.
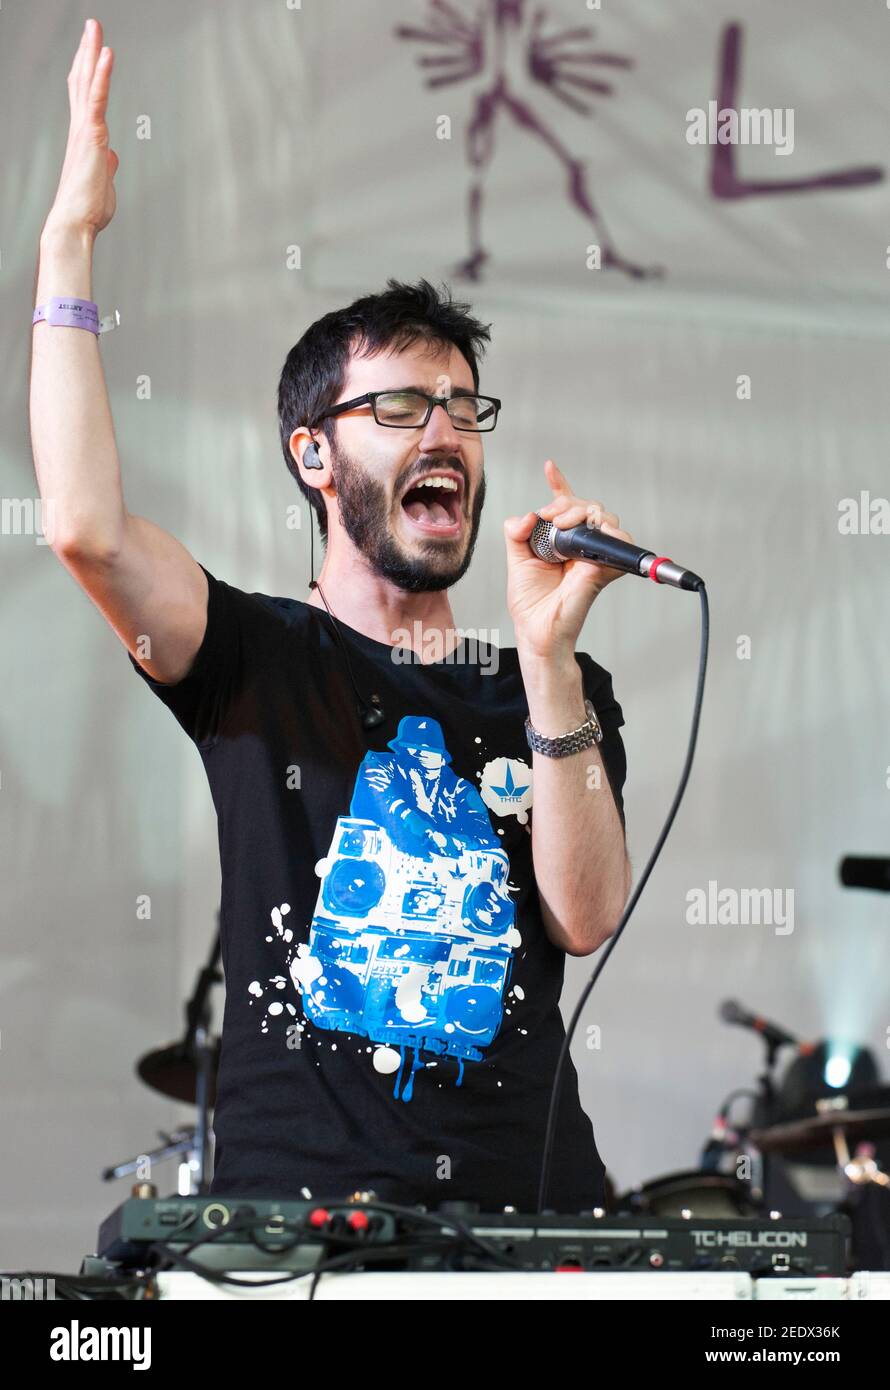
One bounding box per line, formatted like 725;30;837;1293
182;915;223;1194
748;1034;785;1207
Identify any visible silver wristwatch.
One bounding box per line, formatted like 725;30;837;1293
525;697;603;758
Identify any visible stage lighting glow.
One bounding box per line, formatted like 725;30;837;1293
824;1047;854;1089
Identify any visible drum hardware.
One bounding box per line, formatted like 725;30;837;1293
136;1037;221;1104
614;1169;762;1220
750;1087;890;1158
751;1087;890;1269
102;913;223;1195
102;1129;202;1193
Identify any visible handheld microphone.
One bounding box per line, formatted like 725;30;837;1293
719;999;798;1049
529;516;704;592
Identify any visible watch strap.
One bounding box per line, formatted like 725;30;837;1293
525;696;603;758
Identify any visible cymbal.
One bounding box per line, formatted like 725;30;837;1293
136;1039;220;1105
751;1086;890;1156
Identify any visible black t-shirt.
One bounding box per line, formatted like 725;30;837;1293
128;565;627;1213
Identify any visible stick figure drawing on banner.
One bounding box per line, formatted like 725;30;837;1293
395;0;663;280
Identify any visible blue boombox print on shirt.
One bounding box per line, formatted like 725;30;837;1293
291;714;522;1101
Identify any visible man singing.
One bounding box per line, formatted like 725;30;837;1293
31;18;632;1212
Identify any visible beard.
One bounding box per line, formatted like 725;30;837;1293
328;433;486;593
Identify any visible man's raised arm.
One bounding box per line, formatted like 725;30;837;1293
29;17;207;687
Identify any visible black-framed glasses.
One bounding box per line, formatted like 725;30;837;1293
312;389;501;432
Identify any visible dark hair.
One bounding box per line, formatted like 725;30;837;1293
277;277;493;540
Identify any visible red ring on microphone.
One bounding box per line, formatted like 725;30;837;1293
648;556;673;583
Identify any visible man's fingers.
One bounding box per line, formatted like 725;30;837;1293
71;19;103;110
503;512;540;562
539;491;603;516
88;47;113;120
538;496;621;531
543;502;590;530
599;522;633;545
586;506;620;530
544;457;574;497
539;494;598;522
77;21;101;100
503;511;537;540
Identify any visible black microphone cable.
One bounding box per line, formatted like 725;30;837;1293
307;506;386;732
536;582;710;1213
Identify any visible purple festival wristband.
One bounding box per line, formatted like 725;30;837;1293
33;296;100;334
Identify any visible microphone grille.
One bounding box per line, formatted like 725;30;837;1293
529;517;560;563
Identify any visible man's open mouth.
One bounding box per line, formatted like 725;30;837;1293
400;473;464;535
